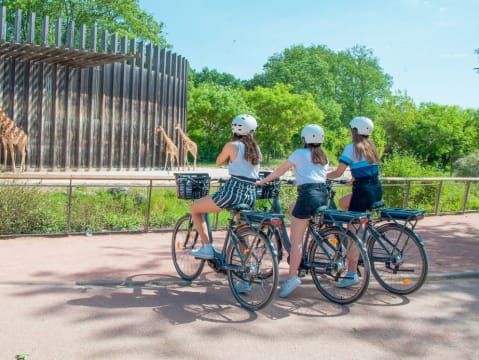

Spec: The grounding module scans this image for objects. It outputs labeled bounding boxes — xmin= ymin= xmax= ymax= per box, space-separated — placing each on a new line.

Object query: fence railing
xmin=0 ymin=174 xmax=478 ymax=237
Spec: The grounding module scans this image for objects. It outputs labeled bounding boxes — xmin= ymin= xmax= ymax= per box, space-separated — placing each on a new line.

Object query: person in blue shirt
xmin=327 ymin=116 xmax=382 ymax=287
xmin=190 ymin=114 xmax=262 ymax=260
xmin=257 ymin=124 xmax=329 ymax=297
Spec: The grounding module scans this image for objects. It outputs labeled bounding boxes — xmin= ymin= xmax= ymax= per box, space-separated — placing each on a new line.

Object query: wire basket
xmin=175 ymin=173 xmax=211 ymax=199
xmin=256 ymin=171 xmax=280 ymax=199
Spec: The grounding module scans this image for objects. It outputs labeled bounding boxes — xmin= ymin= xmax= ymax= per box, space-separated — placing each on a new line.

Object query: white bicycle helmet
xmin=350 ymin=116 xmax=374 ymax=136
xmin=231 ymin=114 xmax=258 ymax=135
xmin=301 ymin=124 xmax=325 ymax=144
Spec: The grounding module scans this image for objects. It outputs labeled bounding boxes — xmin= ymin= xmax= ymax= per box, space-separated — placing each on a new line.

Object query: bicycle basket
xmin=256 ymin=171 xmax=280 ymax=199
xmin=175 ymin=173 xmax=211 ymax=199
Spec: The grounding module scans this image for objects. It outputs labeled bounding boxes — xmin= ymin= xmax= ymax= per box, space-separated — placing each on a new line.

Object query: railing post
xmin=434 ymin=181 xmax=443 ymax=215
xmin=403 ymin=181 xmax=411 ymax=208
xmin=462 ymin=181 xmax=471 ymax=213
xmin=144 ymin=180 xmax=153 ymax=232
xmin=66 ymin=178 xmax=73 ymax=235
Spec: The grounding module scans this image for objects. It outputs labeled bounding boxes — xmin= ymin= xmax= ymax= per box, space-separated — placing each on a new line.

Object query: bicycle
xmin=256 ymin=172 xmax=371 ymax=305
xmin=327 ymin=178 xmax=429 ymax=295
xmin=171 ymin=173 xmax=282 ymax=311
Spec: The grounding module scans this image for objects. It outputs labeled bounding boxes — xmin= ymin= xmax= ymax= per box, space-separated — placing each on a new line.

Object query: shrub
xmin=453 ymin=150 xmax=479 ymax=177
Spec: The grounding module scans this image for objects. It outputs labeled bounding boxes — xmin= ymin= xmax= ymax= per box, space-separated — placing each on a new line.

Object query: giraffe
xmin=175 ymin=123 xmax=197 ymax=170
xmin=156 ymin=126 xmax=179 ymax=170
xmin=0 ymin=109 xmax=28 ymax=172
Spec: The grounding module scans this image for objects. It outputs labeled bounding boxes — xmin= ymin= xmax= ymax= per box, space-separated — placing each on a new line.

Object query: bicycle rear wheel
xmin=227 ymin=227 xmax=279 ymax=311
xmin=171 ymin=214 xmax=205 ymax=280
xmin=308 ymin=227 xmax=370 ymax=305
xmin=369 ymin=223 xmax=428 ymax=294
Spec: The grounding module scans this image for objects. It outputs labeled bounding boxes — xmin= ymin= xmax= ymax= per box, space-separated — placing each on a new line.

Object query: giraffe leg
xmin=8 ymin=142 xmax=16 ymax=172
xmin=165 ymin=153 xmax=170 ymax=171
xmin=20 ymin=145 xmax=26 ymax=172
xmin=2 ymin=141 xmax=7 ymax=170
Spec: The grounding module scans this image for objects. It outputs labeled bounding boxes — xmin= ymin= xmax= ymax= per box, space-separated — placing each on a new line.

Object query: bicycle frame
xmin=264 ymin=182 xmax=367 ymax=271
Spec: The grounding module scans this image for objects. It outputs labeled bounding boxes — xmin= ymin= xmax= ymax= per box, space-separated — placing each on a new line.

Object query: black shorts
xmin=292 ymin=183 xmax=328 ymax=219
xmin=349 ymin=176 xmax=382 ymax=212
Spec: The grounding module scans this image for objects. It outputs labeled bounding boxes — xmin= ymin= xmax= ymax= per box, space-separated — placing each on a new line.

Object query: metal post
xmin=434 ymin=181 xmax=443 ymax=215
xmin=66 ymin=178 xmax=73 ymax=234
xmin=461 ymin=181 xmax=471 ymax=213
xmin=144 ymin=180 xmax=153 ymax=232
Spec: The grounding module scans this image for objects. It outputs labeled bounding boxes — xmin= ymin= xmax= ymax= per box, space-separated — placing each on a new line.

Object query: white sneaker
xmin=190 ymin=244 xmax=214 ymax=259
xmin=235 ymin=281 xmax=252 ymax=294
xmin=279 ymin=276 xmax=301 ymax=298
xmin=336 ymin=273 xmax=359 ymax=288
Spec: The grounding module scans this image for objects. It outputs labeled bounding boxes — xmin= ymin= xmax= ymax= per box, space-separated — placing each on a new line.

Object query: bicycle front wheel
xmin=308 ymin=227 xmax=370 ymax=305
xmin=171 ymin=214 xmax=205 ymax=280
xmin=227 ymin=227 xmax=279 ymax=311
xmin=369 ymin=223 xmax=428 ymax=294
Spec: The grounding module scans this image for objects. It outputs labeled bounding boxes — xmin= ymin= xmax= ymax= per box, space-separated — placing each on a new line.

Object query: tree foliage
xmin=0 ymin=0 xmax=169 ymax=47
xmin=453 ymin=150 xmax=479 ymax=177
xmin=190 ymin=67 xmax=244 ymax=89
xmin=243 ymin=83 xmax=324 ymax=162
xmin=379 ymin=93 xmax=479 ymax=168
xmin=187 ymin=82 xmax=251 ymax=161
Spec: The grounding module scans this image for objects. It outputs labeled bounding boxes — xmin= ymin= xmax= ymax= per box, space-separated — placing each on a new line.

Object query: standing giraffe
xmin=175 ymin=123 xmax=197 ymax=170
xmin=0 ymin=109 xmax=28 ymax=172
xmin=156 ymin=126 xmax=179 ymax=170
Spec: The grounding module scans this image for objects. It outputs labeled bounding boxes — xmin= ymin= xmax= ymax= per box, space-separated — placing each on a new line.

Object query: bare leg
xmin=288 ymin=215 xmax=309 ymax=278
xmin=190 ymin=196 xmax=222 ymax=244
xmin=339 ymin=193 xmax=352 ymax=210
xmin=339 ymin=193 xmax=360 ymax=272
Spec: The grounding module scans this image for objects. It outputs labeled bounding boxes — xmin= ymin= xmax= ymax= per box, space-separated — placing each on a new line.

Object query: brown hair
xmin=306 ymin=144 xmax=328 ymax=165
xmin=233 ymin=133 xmax=262 ymax=166
xmin=351 ymin=129 xmax=380 ymax=164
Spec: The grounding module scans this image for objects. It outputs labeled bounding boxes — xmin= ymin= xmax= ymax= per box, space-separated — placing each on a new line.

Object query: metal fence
xmin=0 ymin=174 xmax=477 ymax=237
xmin=0 ymin=7 xmax=188 ymax=171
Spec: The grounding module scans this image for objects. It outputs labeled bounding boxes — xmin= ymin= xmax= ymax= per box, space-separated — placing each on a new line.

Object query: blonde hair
xmin=232 ymin=133 xmax=262 ymax=166
xmin=351 ymin=129 xmax=380 ymax=164
xmin=306 ymin=144 xmax=328 ymax=165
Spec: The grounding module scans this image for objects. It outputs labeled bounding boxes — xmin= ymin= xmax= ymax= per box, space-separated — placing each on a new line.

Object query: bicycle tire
xmin=266 ymin=226 xmax=284 ymax=263
xmin=227 ymin=227 xmax=279 ymax=311
xmin=171 ymin=213 xmax=205 ymax=280
xmin=368 ymin=223 xmax=428 ymax=294
xmin=307 ymin=227 xmax=370 ymax=305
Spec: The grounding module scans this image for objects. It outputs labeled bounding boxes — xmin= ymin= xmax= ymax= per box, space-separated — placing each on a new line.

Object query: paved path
xmin=0 ymin=213 xmax=478 ymax=359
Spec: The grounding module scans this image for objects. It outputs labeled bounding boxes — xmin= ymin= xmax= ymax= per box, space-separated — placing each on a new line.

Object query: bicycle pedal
xmin=298 ymin=269 xmax=308 ymax=277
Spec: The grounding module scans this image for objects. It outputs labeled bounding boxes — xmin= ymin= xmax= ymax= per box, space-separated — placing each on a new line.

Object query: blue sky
xmin=139 ymin=0 xmax=478 ymax=109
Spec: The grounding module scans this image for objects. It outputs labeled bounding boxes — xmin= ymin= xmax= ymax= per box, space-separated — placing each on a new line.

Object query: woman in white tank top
xmin=190 ymin=114 xmax=262 ymax=260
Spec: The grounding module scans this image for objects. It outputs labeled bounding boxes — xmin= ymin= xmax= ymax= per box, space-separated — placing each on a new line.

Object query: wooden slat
xmin=0 ymin=7 xmax=188 ymax=171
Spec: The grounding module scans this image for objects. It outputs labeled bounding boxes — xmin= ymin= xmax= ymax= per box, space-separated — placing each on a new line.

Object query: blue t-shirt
xmin=339 ymin=143 xmax=379 ymax=179
xmin=288 ymin=148 xmax=328 ymax=186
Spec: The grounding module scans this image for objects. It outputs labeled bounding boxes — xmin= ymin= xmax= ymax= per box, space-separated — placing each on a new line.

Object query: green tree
xmin=190 ymin=67 xmax=243 ymax=89
xmin=0 ymin=0 xmax=169 ymax=47
xmin=379 ymin=93 xmax=479 ymax=168
xmin=243 ymin=83 xmax=324 ymax=162
xmin=246 ymin=44 xmax=342 ymax=128
xmin=334 ymin=45 xmax=393 ymax=125
xmin=187 ymin=82 xmax=251 ymax=161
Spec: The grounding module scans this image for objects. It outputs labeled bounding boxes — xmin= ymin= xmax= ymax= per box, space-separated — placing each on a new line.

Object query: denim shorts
xmin=349 ymin=176 xmax=382 ymax=212
xmin=212 ymin=176 xmax=256 ymax=209
xmin=292 ymin=183 xmax=328 ymax=219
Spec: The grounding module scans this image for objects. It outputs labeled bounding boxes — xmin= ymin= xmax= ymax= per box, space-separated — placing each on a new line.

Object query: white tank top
xmin=228 ymin=141 xmax=260 ymax=179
